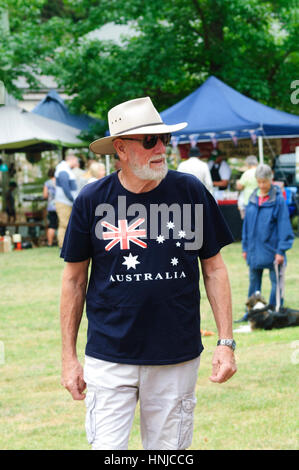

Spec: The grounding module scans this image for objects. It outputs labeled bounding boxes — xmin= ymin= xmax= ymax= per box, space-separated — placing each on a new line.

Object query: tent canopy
xmin=161 ymin=76 xmax=299 ymax=141
xmin=32 ymin=90 xmax=102 ymax=131
xmin=0 ymin=105 xmax=86 ymax=151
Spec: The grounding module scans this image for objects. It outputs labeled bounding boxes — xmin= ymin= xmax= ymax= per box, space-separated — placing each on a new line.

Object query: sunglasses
xmin=119 ymin=133 xmax=171 ymax=150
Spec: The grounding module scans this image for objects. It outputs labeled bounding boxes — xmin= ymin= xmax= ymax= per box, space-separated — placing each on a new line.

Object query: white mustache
xmin=149 ymin=155 xmax=166 ymax=163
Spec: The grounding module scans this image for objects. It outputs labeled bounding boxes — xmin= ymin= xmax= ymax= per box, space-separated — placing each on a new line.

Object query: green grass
xmin=0 ymin=240 xmax=298 ymax=450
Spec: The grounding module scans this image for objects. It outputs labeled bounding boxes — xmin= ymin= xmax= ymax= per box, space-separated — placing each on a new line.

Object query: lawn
xmin=0 ymin=239 xmax=298 ymax=450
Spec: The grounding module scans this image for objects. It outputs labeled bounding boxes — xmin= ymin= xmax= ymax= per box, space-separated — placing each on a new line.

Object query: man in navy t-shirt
xmin=60 ymin=97 xmax=237 ymax=450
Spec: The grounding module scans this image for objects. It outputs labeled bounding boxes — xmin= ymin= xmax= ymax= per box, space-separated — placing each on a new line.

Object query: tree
xmin=0 ymin=1 xmax=45 ymax=98
xmin=1 ymin=0 xmax=298 ymax=125
xmin=0 ymin=0 xmax=104 ymax=98
xmin=44 ymin=0 xmax=299 ymax=121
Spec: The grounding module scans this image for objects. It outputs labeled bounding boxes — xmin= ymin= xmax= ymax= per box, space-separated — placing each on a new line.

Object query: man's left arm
xmin=200 ymin=252 xmax=237 ymax=383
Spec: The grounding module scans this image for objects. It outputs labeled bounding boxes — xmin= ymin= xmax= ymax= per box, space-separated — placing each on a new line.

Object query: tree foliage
xmin=0 ymin=0 xmax=48 ymax=97
xmin=1 ymin=0 xmax=298 ymax=123
xmin=0 ymin=0 xmax=109 ymax=97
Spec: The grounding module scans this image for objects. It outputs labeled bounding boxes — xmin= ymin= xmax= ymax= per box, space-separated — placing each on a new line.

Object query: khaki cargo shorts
xmin=84 ymin=355 xmax=200 ymax=450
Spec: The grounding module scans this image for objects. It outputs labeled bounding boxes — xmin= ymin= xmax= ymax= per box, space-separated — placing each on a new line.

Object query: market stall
xmin=160 ymin=75 xmax=299 ymax=160
xmin=0 ymin=104 xmax=88 ymax=244
xmin=160 ymin=76 xmax=299 ymax=238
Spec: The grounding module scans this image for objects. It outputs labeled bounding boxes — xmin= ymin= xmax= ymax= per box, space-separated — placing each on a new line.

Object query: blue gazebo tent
xmin=32 ymin=90 xmax=101 ymax=131
xmin=161 ymin=76 xmax=299 ymax=161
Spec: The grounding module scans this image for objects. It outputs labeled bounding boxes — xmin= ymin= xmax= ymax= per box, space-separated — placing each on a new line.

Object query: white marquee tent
xmin=0 ymin=105 xmax=86 ymax=151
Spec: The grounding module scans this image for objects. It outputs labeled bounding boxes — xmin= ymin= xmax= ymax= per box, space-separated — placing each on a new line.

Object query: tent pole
xmin=258 ymin=136 xmax=264 ymax=163
xmin=1 ymin=151 xmax=9 ymax=212
xmin=105 ymin=154 xmax=110 ymax=175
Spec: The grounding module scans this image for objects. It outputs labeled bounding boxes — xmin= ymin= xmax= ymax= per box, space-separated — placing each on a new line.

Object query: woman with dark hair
xmin=43 ymin=168 xmax=58 ymax=246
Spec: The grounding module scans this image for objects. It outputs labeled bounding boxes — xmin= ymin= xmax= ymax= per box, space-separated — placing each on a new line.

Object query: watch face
xmin=218 ymin=339 xmax=236 ymax=350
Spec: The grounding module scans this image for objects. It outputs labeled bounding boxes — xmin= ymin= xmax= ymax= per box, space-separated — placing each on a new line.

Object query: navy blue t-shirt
xmin=61 ymin=170 xmax=233 ymax=365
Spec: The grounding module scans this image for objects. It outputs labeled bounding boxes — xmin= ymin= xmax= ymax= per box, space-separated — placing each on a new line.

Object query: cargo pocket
xmin=177 ymin=393 xmax=197 ymax=449
xmin=85 ymin=390 xmax=97 ymax=445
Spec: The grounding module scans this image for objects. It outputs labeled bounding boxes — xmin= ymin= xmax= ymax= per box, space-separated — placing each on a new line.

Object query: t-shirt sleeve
xmin=197 ymin=186 xmax=234 ymax=259
xmin=60 ymin=193 xmax=92 ymax=262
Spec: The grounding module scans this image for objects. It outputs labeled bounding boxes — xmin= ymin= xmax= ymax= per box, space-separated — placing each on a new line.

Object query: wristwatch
xmin=217 ymin=339 xmax=236 ymax=351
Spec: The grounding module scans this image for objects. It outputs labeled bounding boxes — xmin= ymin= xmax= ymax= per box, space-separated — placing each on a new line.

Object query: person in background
xmin=83 ymin=158 xmax=98 ymax=182
xmin=236 ymin=155 xmax=258 ymax=218
xmin=177 ymin=147 xmax=213 ymax=193
xmin=43 ymin=168 xmax=58 ymax=247
xmin=86 ymin=162 xmax=106 ymax=184
xmin=208 ymin=149 xmax=231 ymax=191
xmin=72 ymin=158 xmax=87 ymax=192
xmin=54 ymin=153 xmax=78 ymax=248
xmin=8 ymin=162 xmax=16 ymax=179
xmin=237 ymin=163 xmax=294 ymax=322
xmin=5 ymin=181 xmax=17 ymax=223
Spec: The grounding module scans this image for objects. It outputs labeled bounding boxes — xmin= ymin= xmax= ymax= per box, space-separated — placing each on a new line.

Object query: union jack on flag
xmin=101 ymin=218 xmax=147 ymax=251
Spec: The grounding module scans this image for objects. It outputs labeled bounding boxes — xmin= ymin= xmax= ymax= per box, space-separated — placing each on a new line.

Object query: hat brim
xmin=89 ymin=122 xmax=187 ymax=155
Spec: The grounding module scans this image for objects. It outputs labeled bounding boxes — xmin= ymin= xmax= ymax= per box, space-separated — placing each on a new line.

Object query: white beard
xmin=129 ymin=155 xmax=168 ymax=181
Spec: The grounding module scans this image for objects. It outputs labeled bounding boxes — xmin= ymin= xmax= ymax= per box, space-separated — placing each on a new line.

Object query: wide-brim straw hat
xmin=89 ymin=97 xmax=187 ymax=155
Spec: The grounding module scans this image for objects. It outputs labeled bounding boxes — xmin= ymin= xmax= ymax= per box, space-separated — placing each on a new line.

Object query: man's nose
xmin=154 ymin=137 xmax=166 ymax=153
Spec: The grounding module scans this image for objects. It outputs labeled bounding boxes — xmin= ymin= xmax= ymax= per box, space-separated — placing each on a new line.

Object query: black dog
xmin=246 ymin=292 xmax=299 ymax=330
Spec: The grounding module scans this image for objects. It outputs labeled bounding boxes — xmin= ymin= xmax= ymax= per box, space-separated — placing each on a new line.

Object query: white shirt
xmin=177 ymin=157 xmax=213 ymax=193
xmin=208 ymin=159 xmax=231 ymax=180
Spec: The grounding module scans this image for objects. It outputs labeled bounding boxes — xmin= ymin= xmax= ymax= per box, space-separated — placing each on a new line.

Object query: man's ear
xmin=113 ymin=139 xmax=127 ymax=162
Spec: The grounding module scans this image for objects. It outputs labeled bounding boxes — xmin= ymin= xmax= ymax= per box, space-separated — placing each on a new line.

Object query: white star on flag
xmin=166 ymin=221 xmax=175 ymax=229
xmin=171 ymin=257 xmax=179 ymax=266
xmin=122 ymin=253 xmax=140 ymax=270
xmin=156 ymin=235 xmax=165 ymax=244
xmin=176 ymin=242 xmax=181 ymax=247
xmin=178 ymin=230 xmax=186 ymax=238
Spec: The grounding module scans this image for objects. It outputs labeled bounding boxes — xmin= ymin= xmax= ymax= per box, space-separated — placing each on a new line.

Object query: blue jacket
xmin=242 ymin=185 xmax=294 ymax=269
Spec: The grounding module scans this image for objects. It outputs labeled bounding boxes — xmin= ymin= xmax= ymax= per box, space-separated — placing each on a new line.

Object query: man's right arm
xmin=60 ymin=259 xmax=90 ymax=400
